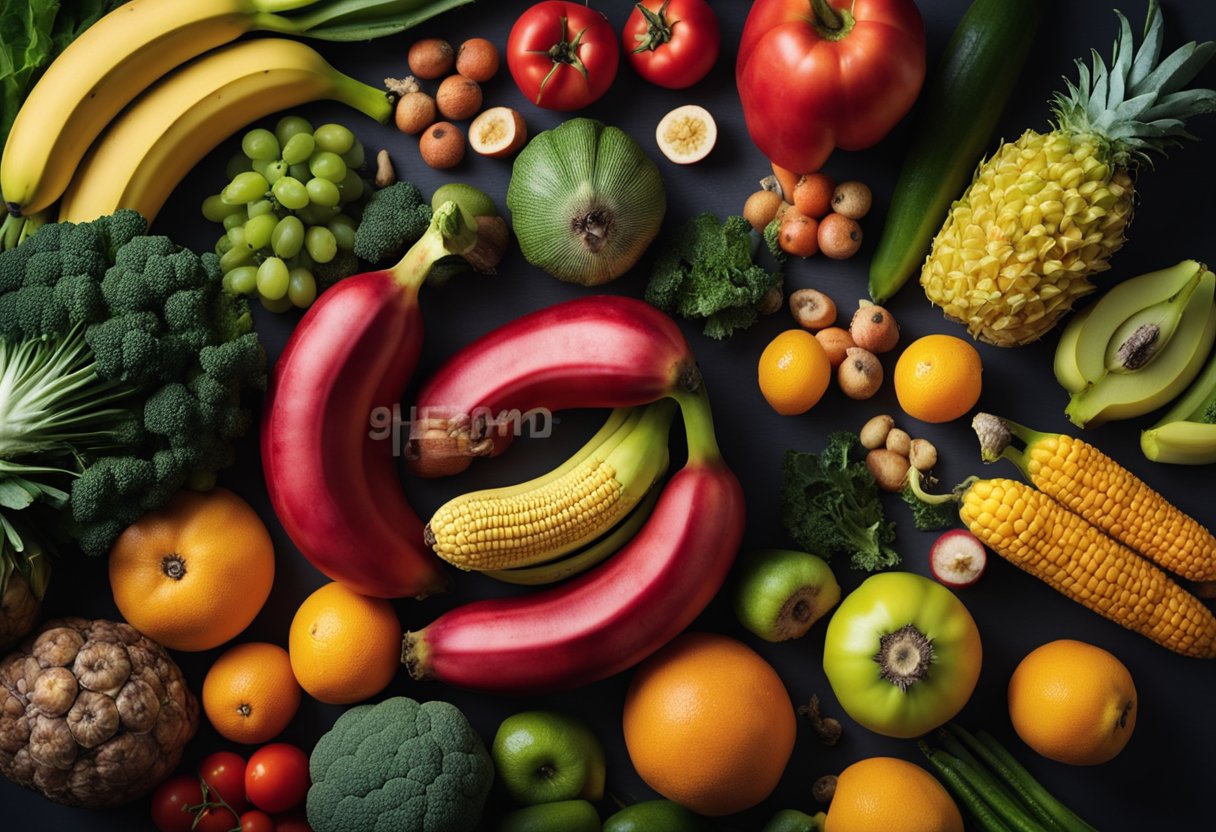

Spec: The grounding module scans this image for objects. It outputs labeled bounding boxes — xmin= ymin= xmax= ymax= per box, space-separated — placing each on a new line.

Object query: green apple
xmin=732 ymin=549 xmax=841 ymax=641
xmin=761 ymin=809 xmax=826 ymax=832
xmin=491 ymin=711 xmax=606 ymax=806
xmin=602 ymin=799 xmax=715 ymax=831
xmin=498 ymin=799 xmax=600 ymax=832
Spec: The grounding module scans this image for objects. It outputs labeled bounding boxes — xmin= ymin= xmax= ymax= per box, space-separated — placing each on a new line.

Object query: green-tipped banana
xmin=424 ymin=400 xmax=676 ymax=571
xmin=1141 ymin=338 xmax=1216 ymax=464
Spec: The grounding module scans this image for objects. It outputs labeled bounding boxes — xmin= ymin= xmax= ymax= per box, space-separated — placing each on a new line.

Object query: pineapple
xmin=921 ymin=1 xmax=1216 ymax=347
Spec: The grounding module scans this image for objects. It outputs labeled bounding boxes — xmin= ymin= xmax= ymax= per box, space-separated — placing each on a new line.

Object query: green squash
xmin=507 ymin=118 xmax=665 ymax=286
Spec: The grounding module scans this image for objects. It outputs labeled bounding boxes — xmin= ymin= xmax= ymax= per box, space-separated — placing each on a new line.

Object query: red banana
xmin=408 ymin=295 xmax=700 ymax=476
xmin=402 ymin=388 xmax=745 ymax=693
xmin=261 ymin=204 xmax=476 ymax=599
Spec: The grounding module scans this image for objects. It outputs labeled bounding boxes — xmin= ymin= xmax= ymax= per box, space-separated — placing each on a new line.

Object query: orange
xmin=1007 ymin=639 xmax=1136 ymax=765
xmin=203 ymin=642 xmax=301 ymax=744
xmin=758 ymin=329 xmax=832 ymax=415
xmin=825 ymin=757 xmax=964 ymax=832
xmin=622 ymin=632 xmax=795 ymax=817
xmin=288 ymin=581 xmax=401 ymax=704
xmin=108 ymin=488 xmax=274 ymax=651
xmin=893 ymin=334 xmax=983 ymax=423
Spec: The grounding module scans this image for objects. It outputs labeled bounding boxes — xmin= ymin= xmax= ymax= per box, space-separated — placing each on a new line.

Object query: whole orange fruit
xmin=758 ymin=329 xmax=832 ymax=415
xmin=1008 ymin=639 xmax=1136 ymax=765
xmin=289 ymin=582 xmax=401 ymax=704
xmin=893 ymin=334 xmax=983 ymax=423
xmin=203 ymin=642 xmax=301 ymax=744
xmin=622 ymin=632 xmax=795 ymax=816
xmin=825 ymin=757 xmax=963 ymax=832
xmin=108 ymin=488 xmax=274 ymax=651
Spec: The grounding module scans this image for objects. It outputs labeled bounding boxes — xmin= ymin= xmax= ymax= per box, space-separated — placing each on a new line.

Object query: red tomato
xmin=623 ymin=0 xmax=720 ymax=89
xmin=507 ymin=1 xmax=618 ymax=110
xmin=241 ymin=810 xmax=277 ymax=832
xmin=150 ymin=774 xmax=203 ymax=832
xmin=195 ymin=806 xmax=240 ymax=832
xmin=245 ymin=743 xmax=310 ymax=814
xmin=200 ymin=751 xmax=248 ymax=813
xmin=274 ymin=809 xmax=313 ymax=832
xmin=736 ymin=0 xmax=926 ymax=173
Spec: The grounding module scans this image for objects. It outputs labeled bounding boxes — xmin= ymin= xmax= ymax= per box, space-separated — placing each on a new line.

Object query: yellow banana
xmin=1 ymin=0 xmax=260 ymax=217
xmin=1141 ymin=421 xmax=1216 ymax=465
xmin=58 ymin=38 xmax=393 ymax=225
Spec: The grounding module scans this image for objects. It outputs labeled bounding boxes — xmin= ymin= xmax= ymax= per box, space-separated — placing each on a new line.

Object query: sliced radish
xmin=468 ymin=106 xmax=527 ymax=158
xmin=930 ymin=529 xmax=987 ymax=588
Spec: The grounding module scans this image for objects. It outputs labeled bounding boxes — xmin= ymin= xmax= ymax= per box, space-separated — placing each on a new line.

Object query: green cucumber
xmin=602 ymin=799 xmax=716 ymax=832
xmin=868 ymin=0 xmax=1044 ymax=303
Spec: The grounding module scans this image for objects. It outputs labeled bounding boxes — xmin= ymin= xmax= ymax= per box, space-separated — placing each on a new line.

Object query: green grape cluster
xmin=203 ymin=116 xmax=366 ymax=311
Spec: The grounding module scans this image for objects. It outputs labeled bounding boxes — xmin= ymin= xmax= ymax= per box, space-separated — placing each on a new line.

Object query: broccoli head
xmin=645 ymin=213 xmax=783 ymax=340
xmin=353 ymin=181 xmax=433 ymax=265
xmin=307 ymin=697 xmax=494 ymax=832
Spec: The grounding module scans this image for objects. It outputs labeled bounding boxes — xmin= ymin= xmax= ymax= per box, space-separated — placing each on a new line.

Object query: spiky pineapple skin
xmin=920 ymin=129 xmax=1135 ymax=346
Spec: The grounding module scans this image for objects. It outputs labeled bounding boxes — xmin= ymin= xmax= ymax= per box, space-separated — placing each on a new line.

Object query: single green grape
xmin=221 ymin=270 xmax=237 ymax=294
xmin=296 ymin=204 xmax=339 ymax=226
xmin=222 ymin=212 xmax=245 ymax=232
xmin=313 ymin=123 xmax=355 ymax=155
xmin=251 ymin=158 xmax=273 ymax=176
xmin=215 ymin=234 xmax=233 ymax=256
xmin=305 ymin=177 xmax=341 ymax=208
xmin=242 ymin=128 xmax=281 ymax=161
xmin=329 ymin=214 xmax=357 ymax=250
xmin=225 ymin=152 xmax=251 ymax=180
xmin=308 ymin=151 xmax=347 ymax=183
xmin=287 ymin=267 xmax=318 ymax=307
xmin=264 ymin=159 xmax=289 ymax=185
xmin=246 ymin=199 xmax=275 ymax=219
xmin=288 ymin=162 xmax=311 ymax=182
xmin=261 ymin=293 xmax=295 ymax=313
xmin=341 ymin=139 xmax=365 ymax=169
xmin=281 ymin=132 xmax=316 ymax=165
xmin=244 ymin=213 xmax=278 ymax=250
xmin=271 ymin=215 xmax=305 ymax=258
xmin=305 ymin=226 xmax=337 ymax=264
xmin=219 ymin=243 xmax=253 ymax=273
xmin=272 ymin=176 xmax=310 ymax=211
xmin=223 ymin=171 xmax=269 ymax=205
xmin=275 ymin=115 xmax=313 ymax=147
xmin=336 ymin=170 xmax=364 ymax=202
xmin=227 ymin=265 xmax=259 ymax=296
xmin=257 ymin=256 xmax=291 ymax=300
xmin=226 ymin=225 xmax=247 ymax=251
xmin=202 ymin=194 xmax=243 ymax=223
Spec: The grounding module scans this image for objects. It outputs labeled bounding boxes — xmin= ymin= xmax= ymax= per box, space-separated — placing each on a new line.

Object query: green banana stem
xmin=0 ymin=210 xmax=47 ymax=251
xmin=971 ymin=412 xmax=1047 ymax=475
xmin=671 ymin=386 xmax=721 ymax=465
xmin=252 ymin=0 xmax=320 ymax=12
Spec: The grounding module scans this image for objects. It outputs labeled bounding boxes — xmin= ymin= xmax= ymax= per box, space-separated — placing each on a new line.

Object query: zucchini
xmin=868 ymin=0 xmax=1044 ymax=303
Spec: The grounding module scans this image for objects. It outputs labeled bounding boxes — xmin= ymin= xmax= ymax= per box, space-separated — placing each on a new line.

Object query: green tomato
xmin=822 ymin=572 xmax=982 ymax=739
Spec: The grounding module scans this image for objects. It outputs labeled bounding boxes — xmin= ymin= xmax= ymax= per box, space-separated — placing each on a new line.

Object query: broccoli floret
xmin=307 ymin=697 xmax=494 ymax=832
xmin=645 ymin=213 xmax=782 ymax=340
xmin=763 ymin=215 xmax=786 ymax=262
xmin=311 ymin=249 xmax=360 ymax=291
xmin=353 ymin=181 xmax=432 ymax=265
xmin=1202 ymin=396 xmax=1216 ymax=424
xmin=901 ymin=467 xmax=960 ymax=531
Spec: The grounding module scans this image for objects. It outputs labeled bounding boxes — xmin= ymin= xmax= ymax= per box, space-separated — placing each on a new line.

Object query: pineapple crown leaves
xmin=1051 ymin=0 xmax=1216 ymax=167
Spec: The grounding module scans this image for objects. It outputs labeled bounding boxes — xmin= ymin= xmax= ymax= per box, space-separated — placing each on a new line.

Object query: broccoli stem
xmin=386 ymin=200 xmax=478 ymax=292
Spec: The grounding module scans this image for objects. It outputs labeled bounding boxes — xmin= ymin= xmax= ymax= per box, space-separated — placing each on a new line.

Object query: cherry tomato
xmin=245 ymin=743 xmax=310 ymax=814
xmin=241 ymin=809 xmax=277 ymax=832
xmin=623 ymin=0 xmax=720 ymax=90
xmin=200 ymin=750 xmax=249 ymax=813
xmin=195 ymin=805 xmax=240 ymax=832
xmin=507 ymin=1 xmax=618 ymax=110
xmin=274 ymin=809 xmax=313 ymax=832
xmin=150 ymin=774 xmax=203 ymax=832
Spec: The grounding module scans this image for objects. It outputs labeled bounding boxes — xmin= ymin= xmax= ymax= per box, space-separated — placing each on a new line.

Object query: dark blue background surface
xmin=4 ymin=1 xmax=1215 ymax=828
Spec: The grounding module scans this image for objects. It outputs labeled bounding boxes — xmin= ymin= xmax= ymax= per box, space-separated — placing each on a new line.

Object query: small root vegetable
xmin=408 ymin=38 xmax=454 ymax=79
xmin=818 ymin=213 xmax=863 ymax=259
xmin=436 ymin=74 xmax=482 ymax=121
xmin=373 ymin=150 xmax=396 ymax=188
xmin=867 ymin=448 xmax=910 ymax=492
xmin=779 ymin=210 xmax=819 ymax=258
xmin=813 ymin=775 xmax=838 ymax=804
xmin=419 ymin=122 xmax=465 ymax=169
xmin=793 ymin=172 xmax=835 ymax=219
xmin=850 ymin=300 xmax=899 ymax=353
xmin=789 ymin=288 xmax=837 ymax=330
xmin=859 ymin=414 xmax=895 ymax=449
xmin=909 ymin=438 xmax=938 ymax=472
xmin=797 ymin=695 xmax=843 ymax=747
xmin=758 ymin=282 xmax=784 ymax=315
xmin=395 ymin=89 xmax=436 ymax=135
xmin=456 ymin=37 xmax=499 ymax=82
xmin=744 ymin=190 xmax=783 ymax=231
xmin=815 ymin=326 xmax=855 ymax=367
xmin=885 ymin=428 xmax=911 ymax=457
xmin=831 ymin=181 xmax=872 ymax=219
xmin=839 ymin=347 xmax=883 ymax=400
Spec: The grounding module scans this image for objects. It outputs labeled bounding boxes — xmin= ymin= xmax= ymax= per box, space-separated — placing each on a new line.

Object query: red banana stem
xmin=408 ymin=295 xmax=700 ymax=477
xmin=402 ymin=386 xmax=744 ymax=693
xmin=261 ymin=203 xmax=475 ymax=598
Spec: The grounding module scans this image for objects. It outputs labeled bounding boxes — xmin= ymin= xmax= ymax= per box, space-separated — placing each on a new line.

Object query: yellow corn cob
xmin=975 ymin=414 xmax=1216 ymax=582
xmin=960 ymin=477 xmax=1216 ymax=659
xmin=425 ymin=401 xmax=674 ymax=571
